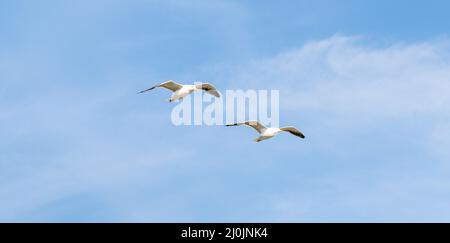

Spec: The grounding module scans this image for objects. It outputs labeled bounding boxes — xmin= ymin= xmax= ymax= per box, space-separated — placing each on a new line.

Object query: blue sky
xmin=1 ymin=0 xmax=450 ymax=222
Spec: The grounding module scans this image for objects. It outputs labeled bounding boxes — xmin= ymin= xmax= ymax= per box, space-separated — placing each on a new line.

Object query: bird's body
xmin=170 ymin=85 xmax=196 ymax=102
xmin=226 ymin=121 xmax=305 ymax=142
xmin=257 ymin=127 xmax=282 ymax=142
xmin=139 ymin=80 xmax=220 ymax=102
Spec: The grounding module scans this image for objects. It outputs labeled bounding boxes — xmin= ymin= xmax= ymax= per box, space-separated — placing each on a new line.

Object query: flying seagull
xmin=138 ymin=80 xmax=220 ymax=102
xmin=226 ymin=121 xmax=305 ymax=142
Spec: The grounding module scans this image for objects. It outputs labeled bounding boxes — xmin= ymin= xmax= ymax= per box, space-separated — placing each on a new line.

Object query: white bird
xmin=138 ymin=80 xmax=220 ymax=102
xmin=226 ymin=121 xmax=305 ymax=142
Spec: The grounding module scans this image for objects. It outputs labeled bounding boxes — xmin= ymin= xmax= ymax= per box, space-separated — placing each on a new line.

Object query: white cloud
xmin=208 ymin=36 xmax=450 ymax=221
xmin=227 ymin=35 xmax=450 ymax=119
xmin=218 ymin=35 xmax=450 ymax=160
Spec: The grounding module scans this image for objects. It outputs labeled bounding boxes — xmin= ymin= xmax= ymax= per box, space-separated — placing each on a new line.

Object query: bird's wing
xmin=195 ymin=83 xmax=221 ymax=97
xmin=159 ymin=80 xmax=183 ymax=91
xmin=280 ymin=127 xmax=305 ymax=139
xmin=138 ymin=80 xmax=183 ymax=93
xmin=226 ymin=121 xmax=266 ymax=134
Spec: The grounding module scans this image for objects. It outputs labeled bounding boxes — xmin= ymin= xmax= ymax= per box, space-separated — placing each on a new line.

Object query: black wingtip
xmin=138 ymin=86 xmax=156 ymax=94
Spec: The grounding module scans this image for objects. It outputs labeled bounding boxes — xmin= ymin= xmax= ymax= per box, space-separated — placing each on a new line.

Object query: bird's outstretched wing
xmin=195 ymin=83 xmax=221 ymax=98
xmin=138 ymin=80 xmax=183 ymax=93
xmin=280 ymin=127 xmax=305 ymax=139
xmin=226 ymin=121 xmax=266 ymax=134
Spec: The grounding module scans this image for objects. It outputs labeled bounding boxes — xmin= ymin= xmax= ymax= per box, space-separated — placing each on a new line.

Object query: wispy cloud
xmin=226 ymin=35 xmax=450 ymax=118
xmin=205 ymin=35 xmax=450 ymax=221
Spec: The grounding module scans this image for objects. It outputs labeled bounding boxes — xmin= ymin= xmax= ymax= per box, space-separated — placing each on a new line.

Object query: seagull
xmin=138 ymin=80 xmax=220 ymax=102
xmin=226 ymin=121 xmax=305 ymax=142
